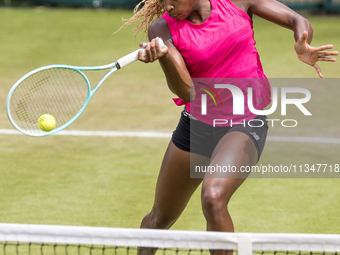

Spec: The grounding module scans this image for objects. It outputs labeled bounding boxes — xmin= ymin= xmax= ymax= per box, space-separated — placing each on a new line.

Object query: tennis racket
xmin=6 ymin=38 xmax=165 ymax=137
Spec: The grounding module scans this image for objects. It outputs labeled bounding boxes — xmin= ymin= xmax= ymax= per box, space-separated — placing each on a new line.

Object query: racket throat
xmin=115 ymin=61 xmax=122 ymax=70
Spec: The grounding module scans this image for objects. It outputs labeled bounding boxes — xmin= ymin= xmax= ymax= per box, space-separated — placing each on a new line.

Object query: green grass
xmin=254 ymin=16 xmax=340 ymax=78
xmin=0 ymin=135 xmax=163 ymax=227
xmin=0 ymin=7 xmax=340 ymax=235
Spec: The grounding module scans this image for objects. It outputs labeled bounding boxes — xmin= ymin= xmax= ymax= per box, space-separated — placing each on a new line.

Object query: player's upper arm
xmin=148 ymin=18 xmax=172 ymax=44
xmin=247 ymin=0 xmax=308 ymax=30
xmin=147 ymin=18 xmax=192 ymax=101
xmin=148 ymin=18 xmax=186 ymax=63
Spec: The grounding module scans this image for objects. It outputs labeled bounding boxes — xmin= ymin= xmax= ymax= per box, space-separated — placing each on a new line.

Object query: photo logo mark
xmin=197 ymin=82 xmax=222 ymax=115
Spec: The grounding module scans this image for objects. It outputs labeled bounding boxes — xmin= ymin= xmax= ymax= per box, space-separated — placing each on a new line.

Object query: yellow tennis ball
xmin=38 ymin=114 xmax=56 ymax=132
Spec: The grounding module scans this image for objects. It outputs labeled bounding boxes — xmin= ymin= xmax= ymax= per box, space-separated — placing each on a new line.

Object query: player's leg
xmin=200 ymin=131 xmax=260 ymax=255
xmin=201 ymin=115 xmax=268 ymax=234
xmin=139 ymin=110 xmax=211 ymax=230
xmin=201 ymin=131 xmax=258 ymax=233
xmin=138 ymin=141 xmax=209 ymax=255
xmin=140 ymin=140 xmax=209 ymax=230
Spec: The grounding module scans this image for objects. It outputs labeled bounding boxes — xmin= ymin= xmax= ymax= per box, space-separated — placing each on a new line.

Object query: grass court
xmin=0 ymin=7 xmax=339 ymax=234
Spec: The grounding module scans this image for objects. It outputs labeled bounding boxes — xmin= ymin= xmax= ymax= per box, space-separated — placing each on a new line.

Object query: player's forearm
xmin=159 ymin=53 xmax=194 ymax=102
xmin=248 ymin=0 xmax=314 ymax=44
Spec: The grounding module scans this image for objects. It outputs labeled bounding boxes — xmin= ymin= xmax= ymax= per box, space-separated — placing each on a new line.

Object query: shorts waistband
xmin=183 ymin=106 xmax=198 ymax=120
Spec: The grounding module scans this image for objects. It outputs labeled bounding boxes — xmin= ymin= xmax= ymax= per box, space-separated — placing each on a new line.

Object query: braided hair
xmin=117 ymin=0 xmax=165 ymax=37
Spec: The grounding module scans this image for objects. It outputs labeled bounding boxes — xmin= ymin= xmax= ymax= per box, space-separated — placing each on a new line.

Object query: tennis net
xmin=0 ymin=223 xmax=339 ymax=255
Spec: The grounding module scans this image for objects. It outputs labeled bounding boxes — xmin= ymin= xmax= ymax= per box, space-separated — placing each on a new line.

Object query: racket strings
xmin=9 ymin=68 xmax=89 ymax=134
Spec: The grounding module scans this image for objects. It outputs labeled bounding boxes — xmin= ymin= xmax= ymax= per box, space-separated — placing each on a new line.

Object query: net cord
xmin=0 ymin=224 xmax=339 ymax=254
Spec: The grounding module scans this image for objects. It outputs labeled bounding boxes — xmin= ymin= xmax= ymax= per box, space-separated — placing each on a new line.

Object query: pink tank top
xmin=162 ymin=0 xmax=271 ymax=126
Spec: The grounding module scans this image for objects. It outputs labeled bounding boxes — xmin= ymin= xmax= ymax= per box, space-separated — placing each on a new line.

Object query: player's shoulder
xmin=148 ymin=17 xmax=172 ymax=41
xmin=149 ymin=17 xmax=169 ymax=34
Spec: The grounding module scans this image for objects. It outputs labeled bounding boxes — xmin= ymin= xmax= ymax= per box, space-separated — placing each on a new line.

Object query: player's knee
xmin=146 ymin=211 xmax=177 ymax=229
xmin=150 ymin=214 xmax=176 ymax=229
xmin=201 ymin=189 xmax=227 ymax=220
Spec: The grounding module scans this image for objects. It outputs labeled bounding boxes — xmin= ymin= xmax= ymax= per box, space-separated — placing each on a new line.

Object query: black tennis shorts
xmin=172 ymin=109 xmax=268 ymax=162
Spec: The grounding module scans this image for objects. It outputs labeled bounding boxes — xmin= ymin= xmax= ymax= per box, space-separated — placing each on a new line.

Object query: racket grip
xmin=116 ymin=37 xmax=166 ymax=69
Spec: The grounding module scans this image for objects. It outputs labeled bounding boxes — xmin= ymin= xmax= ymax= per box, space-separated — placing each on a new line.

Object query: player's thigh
xmin=211 ymin=130 xmax=258 ymax=173
xmin=201 ymin=131 xmax=258 ymax=202
xmin=153 ymin=141 xmax=209 ymax=217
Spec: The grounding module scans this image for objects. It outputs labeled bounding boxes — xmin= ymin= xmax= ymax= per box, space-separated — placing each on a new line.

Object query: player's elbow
xmin=189 ymin=85 xmax=196 ymax=102
xmin=179 ymin=95 xmax=193 ymax=103
xmin=179 ymin=86 xmax=195 ymax=103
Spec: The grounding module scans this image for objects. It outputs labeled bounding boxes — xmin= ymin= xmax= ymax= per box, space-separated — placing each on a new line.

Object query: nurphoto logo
xmin=192 ymin=79 xmax=312 ymax=128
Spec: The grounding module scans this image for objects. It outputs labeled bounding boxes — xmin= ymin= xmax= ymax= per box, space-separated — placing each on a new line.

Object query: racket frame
xmin=6 ymin=62 xmax=118 ymax=137
xmin=6 ymin=38 xmax=165 ymax=137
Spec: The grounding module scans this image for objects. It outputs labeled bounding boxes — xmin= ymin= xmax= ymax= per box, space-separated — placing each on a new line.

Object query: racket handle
xmin=116 ymin=37 xmax=166 ymax=69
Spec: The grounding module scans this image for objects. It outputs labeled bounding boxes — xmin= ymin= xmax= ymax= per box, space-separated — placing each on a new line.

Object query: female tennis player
xmin=122 ymin=0 xmax=338 ymax=251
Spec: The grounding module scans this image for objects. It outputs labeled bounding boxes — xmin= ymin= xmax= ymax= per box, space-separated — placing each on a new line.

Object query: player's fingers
xmin=154 ymin=38 xmax=162 ymax=54
xmin=294 ymin=32 xmax=309 ymax=55
xmin=144 ymin=41 xmax=157 ymax=63
xmin=138 ymin=38 xmax=167 ymax=62
xmin=317 ymin=50 xmax=338 ymax=62
xmin=154 ymin=38 xmax=168 ymax=61
xmin=318 ymin=57 xmax=337 ymax=62
xmin=149 ymin=39 xmax=158 ymax=61
xmin=318 ymin=50 xmax=339 ymax=56
xmin=138 ymin=42 xmax=153 ymax=63
xmin=313 ymin=63 xmax=323 ymax=78
xmin=297 ymin=31 xmax=308 ymax=45
xmin=155 ymin=37 xmax=161 ymax=49
xmin=155 ymin=37 xmax=167 ymax=51
xmin=139 ymin=42 xmax=147 ymax=48
xmin=314 ymin=44 xmax=335 ymax=51
xmin=137 ymin=49 xmax=147 ymax=62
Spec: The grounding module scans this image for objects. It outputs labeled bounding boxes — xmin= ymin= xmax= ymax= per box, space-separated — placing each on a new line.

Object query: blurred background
xmin=1 ymin=0 xmax=340 ymax=12
xmin=1 ymin=0 xmax=141 ymax=8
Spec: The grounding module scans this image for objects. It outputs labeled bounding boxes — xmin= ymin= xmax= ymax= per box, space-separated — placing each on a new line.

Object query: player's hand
xmin=138 ymin=37 xmax=168 ymax=63
xmin=294 ymin=31 xmax=339 ymax=78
